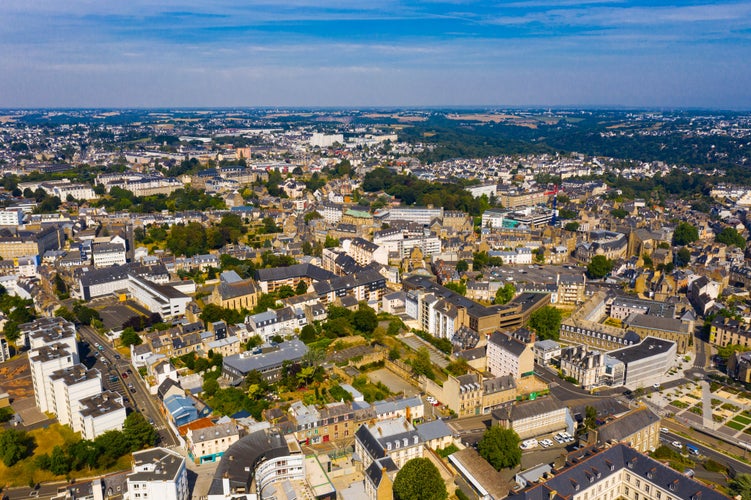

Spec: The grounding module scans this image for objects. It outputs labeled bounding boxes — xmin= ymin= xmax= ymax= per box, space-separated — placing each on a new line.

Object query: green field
xmin=726 ymin=420 xmax=746 ymax=431
xmin=733 ymin=415 xmax=751 ymax=425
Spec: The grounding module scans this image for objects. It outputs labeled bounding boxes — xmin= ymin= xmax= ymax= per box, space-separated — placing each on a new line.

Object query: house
xmin=125 ymin=447 xmax=188 ymax=500
xmin=354 ymin=416 xmax=424 ymax=470
xmin=163 ymin=394 xmax=200 ymax=427
xmin=593 ymin=407 xmax=661 ymax=453
xmin=186 ymin=422 xmax=240 ymax=464
xmin=492 ymin=396 xmax=573 ymax=440
xmin=364 ymin=457 xmax=397 ymax=500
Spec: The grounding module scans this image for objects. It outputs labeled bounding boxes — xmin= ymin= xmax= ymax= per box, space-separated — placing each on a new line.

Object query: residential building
xmin=343 ymin=237 xmax=388 ymax=266
xmin=29 ymin=343 xmax=77 ymax=414
xmin=559 ymin=345 xmax=607 ymax=390
xmin=92 ymin=242 xmax=127 ymax=267
xmin=486 ymin=329 xmax=535 ymax=379
xmin=222 ymin=340 xmax=308 ymax=383
xmin=594 ymin=407 xmax=661 ymax=453
xmin=534 ymin=339 xmax=561 ymax=365
xmin=126 ymin=448 xmax=188 ymax=500
xmin=354 ymin=416 xmax=424 ymax=470
xmin=49 ymin=364 xmax=102 ymax=428
xmin=78 ymin=391 xmax=127 ymax=440
xmin=186 ymin=422 xmax=240 ymax=464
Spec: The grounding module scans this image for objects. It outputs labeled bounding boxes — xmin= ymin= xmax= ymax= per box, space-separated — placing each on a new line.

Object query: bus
xmin=686 ymin=444 xmax=700 ymax=456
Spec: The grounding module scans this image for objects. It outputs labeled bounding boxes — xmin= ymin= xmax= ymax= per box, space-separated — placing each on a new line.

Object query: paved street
xmin=77 ymin=325 xmax=178 ymax=447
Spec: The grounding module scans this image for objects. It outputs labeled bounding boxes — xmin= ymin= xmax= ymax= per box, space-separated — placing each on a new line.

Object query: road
xmin=77 ymin=325 xmax=177 ymax=447
xmin=660 ymin=425 xmax=751 ymax=476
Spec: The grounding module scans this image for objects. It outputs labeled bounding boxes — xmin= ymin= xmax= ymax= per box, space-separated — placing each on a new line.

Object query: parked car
xmin=672 ymin=441 xmax=682 ymax=449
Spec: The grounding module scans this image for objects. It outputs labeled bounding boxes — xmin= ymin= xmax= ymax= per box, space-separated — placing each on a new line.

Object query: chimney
xmin=549 ymin=490 xmax=558 ymax=500
xmin=222 ymin=473 xmax=230 ymax=496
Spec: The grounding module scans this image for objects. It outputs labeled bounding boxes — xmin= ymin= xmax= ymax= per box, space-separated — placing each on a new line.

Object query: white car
xmin=672 ymin=441 xmax=682 ymax=449
xmin=660 ymin=427 xmax=669 ymax=434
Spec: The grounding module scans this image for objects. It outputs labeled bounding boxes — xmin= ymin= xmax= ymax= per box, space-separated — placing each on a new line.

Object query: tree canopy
xmin=586 ymin=255 xmax=613 ymax=279
xmin=477 ymin=426 xmax=521 ymax=470
xmin=672 ymin=222 xmax=699 ymax=246
xmin=716 ymin=226 xmax=746 ymax=249
xmin=528 ymin=306 xmax=563 ymax=341
xmin=495 ymin=282 xmax=516 ymax=305
xmin=0 ymin=428 xmax=33 ymax=467
xmin=392 ymin=458 xmax=447 ymax=500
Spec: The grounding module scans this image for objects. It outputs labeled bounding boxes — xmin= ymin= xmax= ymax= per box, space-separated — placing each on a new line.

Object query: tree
xmin=610 ymin=208 xmax=628 ymax=219
xmin=353 ymin=304 xmax=378 ymax=335
xmin=676 ymin=247 xmax=691 ymax=267
xmin=586 ymin=255 xmax=613 ymax=279
xmin=455 ymin=260 xmax=469 ymax=272
xmin=120 ymin=327 xmax=142 ymax=347
xmin=564 ymin=221 xmax=580 ymax=232
xmin=300 ymin=324 xmax=318 ymax=343
xmin=729 ymin=473 xmax=751 ymax=499
xmin=295 ymin=280 xmax=308 ymax=295
xmin=277 ymin=285 xmax=295 ymax=299
xmin=392 ymin=458 xmax=447 ymax=500
xmin=0 ymin=428 xmax=33 ymax=467
xmin=411 ymin=347 xmax=434 ymax=379
xmin=48 ymin=445 xmax=71 ymax=475
xmin=716 ymin=226 xmax=746 ymax=249
xmin=477 ymin=426 xmax=521 ymax=470
xmin=123 ymin=412 xmax=158 ymax=450
xmin=672 ymin=222 xmax=699 ymax=246
xmin=73 ymin=304 xmax=101 ymax=326
xmin=529 ymin=306 xmax=562 ymax=341
xmin=444 ymin=281 xmax=467 ymax=296
xmin=534 ymin=246 xmax=545 ymax=264
xmin=495 ymin=282 xmax=515 ymax=305
xmin=54 ymin=306 xmax=77 ymax=323
xmin=584 ymin=405 xmax=597 ymax=429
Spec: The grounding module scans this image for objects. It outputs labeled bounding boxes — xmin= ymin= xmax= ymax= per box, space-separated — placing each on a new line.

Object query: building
xmin=92 ymin=242 xmax=127 ymax=267
xmin=206 ymin=429 xmax=304 ymax=500
xmin=486 ymin=329 xmax=535 ymax=379
xmin=78 ymin=391 xmax=127 ymax=440
xmin=507 ymin=443 xmax=728 ymax=500
xmin=0 ymin=208 xmax=24 ymax=226
xmin=621 ymin=314 xmax=690 ymax=354
xmin=440 ymin=373 xmax=483 ymax=417
xmin=386 ymin=206 xmax=443 ymax=226
xmin=209 ymin=271 xmax=259 ymax=310
xmin=363 ymin=457 xmax=397 ymax=500
xmin=0 ymin=336 xmax=9 ymax=363
xmin=559 ymin=345 xmax=607 ymax=390
xmin=492 ymin=396 xmax=572 ymax=440
xmin=127 ymin=274 xmax=192 ymax=319
xmin=343 ymin=237 xmax=389 ymax=266
xmin=594 ymin=407 xmax=661 ymax=453
xmin=126 ymin=447 xmax=188 ymax=500
xmin=222 ymin=340 xmax=308 ymax=383
xmin=481 ymin=375 xmax=517 ymax=414
xmin=29 ymin=343 xmax=77 ymax=414
xmin=354 ymin=416 xmax=424 ymax=470
xmin=186 ymin=422 xmax=240 ymax=464
xmin=606 ymin=337 xmax=677 ymax=390
xmin=49 ymin=364 xmax=102 ymax=428
xmin=534 ymin=339 xmax=561 ymax=365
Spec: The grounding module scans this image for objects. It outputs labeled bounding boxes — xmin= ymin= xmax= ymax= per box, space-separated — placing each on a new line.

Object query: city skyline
xmin=1 ymin=0 xmax=750 ymax=109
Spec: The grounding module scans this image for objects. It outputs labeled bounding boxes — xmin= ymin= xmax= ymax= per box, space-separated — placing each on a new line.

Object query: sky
xmin=0 ymin=0 xmax=749 ymax=108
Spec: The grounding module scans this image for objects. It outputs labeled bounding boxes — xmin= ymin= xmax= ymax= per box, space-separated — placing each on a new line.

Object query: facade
xmin=607 ymin=337 xmax=677 ymax=390
xmin=92 ymin=242 xmax=127 ymax=267
xmin=534 ymin=339 xmax=561 ymax=365
xmin=559 ymin=345 xmax=607 ymax=390
xmin=622 ymin=314 xmax=690 ymax=354
xmin=186 ymin=422 xmax=240 ymax=464
xmin=486 ymin=329 xmax=535 ymax=379
xmin=595 ymin=407 xmax=661 ymax=453
xmin=78 ymin=391 xmax=127 ymax=440
xmin=0 ymin=336 xmax=9 ymax=363
xmin=354 ymin=416 xmax=425 ymax=470
xmin=442 ymin=373 xmax=483 ymax=417
xmin=126 ymin=448 xmax=188 ymax=500
xmin=209 ymin=271 xmax=259 ymax=310
xmin=49 ymin=365 xmax=102 ymax=428
xmin=507 ymin=443 xmax=727 ymax=500
xmin=29 ymin=344 xmax=77 ymax=413
xmin=0 ymin=208 xmax=24 ymax=226
xmin=127 ymin=275 xmax=192 ymax=319
xmin=222 ymin=340 xmax=308 ymax=383
xmin=492 ymin=396 xmax=571 ymax=440
xmin=343 ymin=237 xmax=389 ymax=266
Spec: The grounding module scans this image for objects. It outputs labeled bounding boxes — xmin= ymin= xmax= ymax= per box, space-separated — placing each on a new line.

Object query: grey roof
xmin=190 ymin=422 xmax=240 ymax=444
xmin=49 ymin=364 xmax=100 ymax=385
xmin=493 ymin=396 xmax=564 ymax=422
xmin=255 ymin=263 xmax=335 ymax=283
xmin=365 ymin=457 xmax=397 ymax=488
xmin=607 ymin=337 xmax=676 ymax=365
xmin=507 ymin=443 xmax=729 ymax=500
xmin=223 ymin=340 xmax=308 ymax=376
xmin=79 ymin=391 xmax=124 ymax=418
xmin=488 ymin=331 xmax=528 ymax=358
xmin=208 ymin=429 xmax=290 ymax=496
xmin=623 ymin=313 xmax=689 ymax=334
xmin=416 ymin=419 xmax=453 ymax=442
xmin=128 ymin=448 xmax=184 ymax=483
xmin=596 ymin=408 xmax=660 ymax=445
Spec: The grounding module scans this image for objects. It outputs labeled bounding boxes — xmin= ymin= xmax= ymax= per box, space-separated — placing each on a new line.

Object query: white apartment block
xmin=0 ymin=208 xmax=24 ymax=226
xmin=127 ymin=275 xmax=191 ymax=319
xmin=343 ymin=237 xmax=389 ymax=266
xmin=387 ymin=207 xmax=443 ymax=226
xmin=126 ymin=448 xmax=189 ymax=500
xmin=78 ymin=391 xmax=127 ymax=440
xmin=25 ymin=316 xmax=78 ymax=352
xmin=51 ymin=183 xmax=97 ymax=201
xmin=29 ymin=344 xmax=77 ymax=413
xmin=93 ymin=242 xmax=127 ymax=267
xmin=49 ymin=365 xmax=102 ymax=428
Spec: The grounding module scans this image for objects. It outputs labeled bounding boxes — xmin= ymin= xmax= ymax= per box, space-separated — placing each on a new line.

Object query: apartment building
xmin=78 ymin=391 xmax=127 ymax=440
xmin=186 ymin=422 xmax=240 ymax=464
xmin=486 ymin=329 xmax=535 ymax=379
xmin=126 ymin=448 xmax=189 ymax=500
xmin=354 ymin=417 xmax=425 ymax=470
xmin=492 ymin=396 xmax=571 ymax=440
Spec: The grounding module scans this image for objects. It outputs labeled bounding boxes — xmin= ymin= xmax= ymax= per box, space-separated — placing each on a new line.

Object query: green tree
xmin=300 ymin=324 xmax=318 ymax=343
xmin=73 ymin=304 xmax=101 ymax=326
xmin=477 ymin=426 xmax=521 ymax=470
xmin=353 ymin=304 xmax=378 ymax=335
xmin=564 ymin=221 xmax=580 ymax=232
xmin=444 ymin=281 xmax=467 ymax=296
xmin=729 ymin=473 xmax=751 ymax=499
xmin=495 ymin=282 xmax=515 ymax=305
xmin=534 ymin=247 xmax=545 ymax=264
xmin=54 ymin=306 xmax=77 ymax=323
xmin=94 ymin=430 xmax=130 ymax=467
xmin=277 ymin=285 xmax=295 ymax=299
xmin=455 ymin=260 xmax=469 ymax=272
xmin=324 ymin=235 xmax=339 ymax=248
xmin=529 ymin=306 xmax=562 ymax=341
xmin=0 ymin=428 xmax=33 ymax=466
xmin=584 ymin=405 xmax=597 ymax=429
xmin=672 ymin=222 xmax=699 ymax=246
xmin=446 ymin=358 xmax=469 ymax=376
xmin=123 ymin=411 xmax=158 ymax=450
xmin=716 ymin=226 xmax=746 ymax=249
xmin=48 ymin=445 xmax=71 ymax=475
xmin=295 ymin=280 xmax=308 ymax=295
xmin=411 ymin=347 xmax=434 ymax=379
xmin=304 ymin=211 xmax=322 ymax=224
xmin=120 ymin=327 xmax=142 ymax=347
xmin=586 ymin=255 xmax=613 ymax=279
xmin=676 ymin=247 xmax=691 ymax=267
xmin=610 ymin=208 xmax=628 ymax=219
xmin=392 ymin=457 xmax=447 ymax=500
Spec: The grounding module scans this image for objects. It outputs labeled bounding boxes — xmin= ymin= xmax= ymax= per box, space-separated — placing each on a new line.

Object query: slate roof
xmin=507 ymin=443 xmax=729 ymax=500
xmin=255 ymin=263 xmax=335 ymax=283
xmin=596 ymin=408 xmax=660 ymax=445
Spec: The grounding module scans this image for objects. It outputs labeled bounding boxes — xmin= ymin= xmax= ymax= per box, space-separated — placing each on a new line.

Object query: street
xmin=77 ymin=325 xmax=178 ymax=447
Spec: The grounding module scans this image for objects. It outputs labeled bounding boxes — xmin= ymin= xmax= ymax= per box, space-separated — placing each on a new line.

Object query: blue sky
xmin=0 ymin=0 xmax=749 ymax=108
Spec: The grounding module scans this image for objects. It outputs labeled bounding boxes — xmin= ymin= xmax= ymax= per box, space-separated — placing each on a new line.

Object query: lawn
xmin=0 ymin=425 xmax=130 ymax=487
xmin=726 ymin=420 xmax=746 ymax=431
xmin=670 ymin=400 xmax=689 ymax=409
xmin=733 ymin=415 xmax=751 ymax=425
